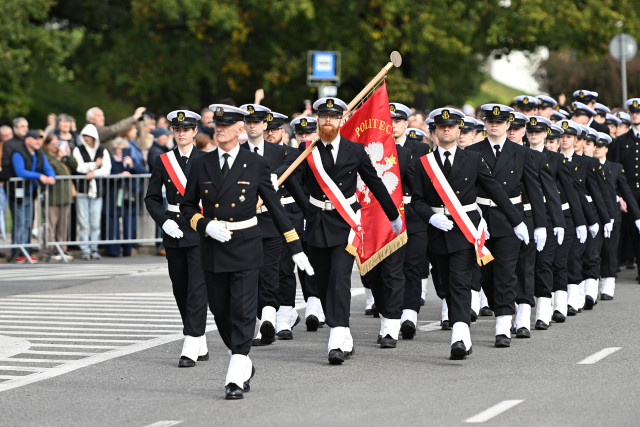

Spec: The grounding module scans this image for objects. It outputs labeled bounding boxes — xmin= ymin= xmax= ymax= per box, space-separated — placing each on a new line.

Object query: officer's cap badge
xmin=561 ymin=121 xmax=569 ymax=130
xmin=509 ymin=113 xmax=515 ymax=122
xmin=634 ymin=100 xmax=639 ymax=108
xmin=579 ymin=91 xmax=585 ymax=98
xmin=530 ymin=118 xmax=537 ymax=126
xmin=409 ymin=130 xmax=416 ymax=138
xmin=460 ymin=119 xmax=465 ymax=126
xmin=177 ymin=112 xmax=185 ymax=122
xmin=523 ymin=97 xmax=529 ymax=104
xmin=248 ymin=105 xmax=255 ymax=114
xmin=326 ymin=99 xmax=334 ymax=108
xmin=492 ymin=106 xmax=500 ymax=116
xmin=266 ymin=113 xmax=273 ymax=122
xmin=390 ymin=105 xmax=396 ymax=112
xmin=215 ymin=107 xmax=224 ymax=116
xmin=442 ymin=110 xmax=450 ymax=120
xmin=301 ymin=119 xmax=308 ymax=127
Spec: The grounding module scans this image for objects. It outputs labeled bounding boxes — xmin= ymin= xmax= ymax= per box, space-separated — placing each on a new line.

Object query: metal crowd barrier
xmin=0 ymin=175 xmax=161 ymax=264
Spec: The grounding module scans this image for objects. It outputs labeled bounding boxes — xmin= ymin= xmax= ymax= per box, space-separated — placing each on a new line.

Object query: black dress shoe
xmin=567 ymin=305 xmax=579 ymax=316
xmin=260 ymin=320 xmax=276 ymax=343
xmin=225 ymin=383 xmax=243 ymax=400
xmin=377 ymin=334 xmax=382 ymax=344
xmin=251 ymin=337 xmax=274 ymax=346
xmin=470 ymin=310 xmax=478 ymax=323
xmin=306 ymin=315 xmax=319 ymax=331
xmin=479 ymin=306 xmax=494 ymax=317
xmin=319 ymin=321 xmax=325 ymax=328
xmin=441 ymin=320 xmax=451 ymax=330
xmin=380 ymin=335 xmax=397 ymax=348
xmin=276 ymin=330 xmax=293 ymax=340
xmin=364 ymin=308 xmax=373 ymax=315
xmin=371 ymin=304 xmax=379 ymax=318
xmin=516 ymin=327 xmax=530 ymax=338
xmin=292 ymin=314 xmax=300 ymax=329
xmin=584 ymin=296 xmax=595 ymax=310
xmin=534 ymin=320 xmax=549 ymax=330
xmin=552 ymin=310 xmax=566 ymax=323
xmin=344 ymin=346 xmax=354 ymax=358
xmin=510 ymin=325 xmax=516 ymax=335
xmin=420 ymin=298 xmax=425 ymax=306
xmin=495 ymin=334 xmax=511 ymax=347
xmin=197 ymin=353 xmax=209 ymax=361
xmin=178 ymin=356 xmax=196 ymax=367
xmin=400 ymin=320 xmax=416 ymax=339
xmin=601 ymin=294 xmax=613 ymax=301
xmin=450 ymin=341 xmax=472 ymax=360
xmin=243 ymin=366 xmax=256 ymax=392
xmin=328 ymin=349 xmax=345 ymax=365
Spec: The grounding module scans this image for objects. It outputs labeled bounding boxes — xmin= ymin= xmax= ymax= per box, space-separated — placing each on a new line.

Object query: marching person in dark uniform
xmin=515 ymin=116 xmax=565 ymax=337
xmin=413 ymin=107 xmax=527 ymax=359
xmin=467 ymin=104 xmax=545 ymax=348
xmin=507 ymin=112 xmax=527 ymax=145
xmin=572 ymin=90 xmax=609 ymax=134
xmin=292 ymin=97 xmax=402 ymax=364
xmin=513 ymin=95 xmax=539 ymax=117
xmin=144 ymin=110 xmax=209 ymax=367
xmin=536 ymin=95 xmax=557 ymax=120
xmin=595 ymin=132 xmax=640 ymax=300
xmin=181 ymin=104 xmax=313 ymax=399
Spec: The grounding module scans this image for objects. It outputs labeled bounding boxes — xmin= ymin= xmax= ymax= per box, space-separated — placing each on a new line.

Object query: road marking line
xmin=0 ymin=375 xmax=19 ymax=380
xmin=0 ymin=302 xmax=176 ymax=309
xmin=27 ymin=338 xmax=143 ymax=343
xmin=465 ymin=400 xmax=524 ymax=423
xmin=0 ymin=320 xmax=181 ymax=328
xmin=577 ymin=347 xmax=622 ymax=364
xmin=0 ymin=307 xmax=178 ymax=313
xmin=0 ymin=326 xmax=179 ymax=333
xmin=0 ymin=366 xmax=44 ymax=372
xmin=25 ymin=351 xmax=101 ymax=356
xmin=5 ymin=359 xmax=67 ymax=364
xmin=417 ymin=321 xmax=443 ymax=332
xmin=0 ymin=315 xmax=183 ymax=323
xmin=28 ymin=344 xmax=124 ymax=349
xmin=4 ymin=332 xmax=166 ymax=337
xmin=0 ymin=311 xmax=179 ymax=318
xmin=142 ymin=421 xmax=183 ymax=427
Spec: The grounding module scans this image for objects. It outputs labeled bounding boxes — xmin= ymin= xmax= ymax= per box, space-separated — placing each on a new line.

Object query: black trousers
xmin=534 ymin=226 xmax=557 ymax=299
xmin=428 ymin=247 xmax=475 ymax=325
xmin=516 ymin=215 xmax=535 ymax=306
xmin=553 ymin=217 xmax=574 ymax=292
xmin=257 ymin=236 xmax=282 ymax=316
xmin=205 ymin=269 xmax=259 ymax=355
xmin=165 ymin=246 xmax=207 ymax=336
xmin=619 ymin=210 xmax=634 ymax=265
xmin=402 ymin=230 xmax=428 ymax=312
xmin=482 ymin=235 xmax=521 ymax=316
xmin=601 ymin=218 xmax=621 ymax=278
xmin=366 ymin=246 xmax=406 ymax=319
xmin=277 ymin=239 xmax=298 ymax=307
xmin=583 ymin=229 xmax=604 ymax=280
xmin=307 ymin=244 xmax=354 ymax=328
xmin=567 ymin=227 xmax=586 ymax=285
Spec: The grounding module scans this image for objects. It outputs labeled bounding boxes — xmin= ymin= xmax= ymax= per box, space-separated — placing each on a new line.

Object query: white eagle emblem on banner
xmin=357 ymin=141 xmax=400 ymax=204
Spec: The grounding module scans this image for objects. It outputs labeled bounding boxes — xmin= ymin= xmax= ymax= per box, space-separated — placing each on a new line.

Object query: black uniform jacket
xmin=467 ymin=139 xmax=546 ymax=237
xmin=297 ymin=137 xmax=399 ymax=248
xmin=402 ymin=140 xmax=431 ymax=233
xmin=544 ymin=149 xmax=586 ymax=227
xmin=602 ymin=160 xmax=640 ymax=221
xmin=181 ymin=146 xmax=302 ymax=273
xmin=413 ymin=148 xmax=522 ymax=255
xmin=525 ymin=149 xmax=565 ymax=229
xmin=608 ymin=130 xmax=640 ymax=192
xmin=572 ymin=154 xmax=609 ymax=225
xmin=144 ymin=146 xmax=204 ymax=248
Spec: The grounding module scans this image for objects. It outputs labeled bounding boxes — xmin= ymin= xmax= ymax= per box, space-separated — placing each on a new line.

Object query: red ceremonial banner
xmin=340 ymin=81 xmax=407 ymax=274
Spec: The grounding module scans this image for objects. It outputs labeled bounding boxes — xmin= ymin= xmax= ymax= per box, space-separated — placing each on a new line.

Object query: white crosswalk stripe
xmin=0 ymin=263 xmax=169 ymax=282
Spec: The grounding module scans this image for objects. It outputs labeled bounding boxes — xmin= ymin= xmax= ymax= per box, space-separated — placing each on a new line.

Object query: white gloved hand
xmin=429 ymin=213 xmax=454 ymax=231
xmin=635 ymin=219 xmax=640 ymax=234
xmin=554 ymin=227 xmax=564 ymax=245
xmin=534 ymin=227 xmax=547 ymax=252
xmin=513 ymin=222 xmax=529 ymax=245
xmin=390 ymin=216 xmax=403 ymax=235
xmin=588 ymin=223 xmax=599 ymax=238
xmin=576 ymin=225 xmax=587 ymax=244
xmin=292 ymin=252 xmax=315 ymax=276
xmin=205 ymin=220 xmax=232 ymax=242
xmin=162 ymin=219 xmax=183 ymax=239
xmin=270 ymin=173 xmax=279 ymax=192
xmin=485 ymin=227 xmax=490 ymax=240
xmin=603 ymin=220 xmax=613 ymax=238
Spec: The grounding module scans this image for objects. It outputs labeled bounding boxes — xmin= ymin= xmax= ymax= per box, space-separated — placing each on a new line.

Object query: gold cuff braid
xmin=283 ymin=229 xmax=299 ymax=243
xmin=190 ymin=213 xmax=204 ymax=231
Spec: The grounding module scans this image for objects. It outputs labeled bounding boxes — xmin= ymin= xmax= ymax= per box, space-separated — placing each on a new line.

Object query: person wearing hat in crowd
xmin=286 ymin=97 xmax=402 ymax=364
xmin=513 ymin=95 xmax=539 ymax=116
xmin=513 ymin=116 xmax=565 ymax=337
xmin=604 ymin=113 xmax=621 ymax=137
xmin=180 ymin=104 xmax=313 ymax=399
xmin=536 ymin=95 xmax=558 ymax=119
xmin=614 ymin=111 xmax=632 ymax=137
xmin=458 ymin=116 xmax=478 ymax=149
xmin=595 ymin=131 xmax=640 ymax=300
xmin=9 ymin=130 xmax=56 ymax=263
xmin=572 ymin=90 xmax=609 ymax=134
xmin=467 ymin=103 xmax=544 ymax=348
xmin=144 ymin=110 xmax=209 ymax=368
xmin=507 ymin=112 xmax=528 ymax=145
xmin=425 ymin=117 xmax=438 ymax=146
xmin=550 ymin=109 xmax=570 ymax=124
xmin=593 ymin=103 xmax=611 ymax=126
xmin=545 ymin=124 xmax=562 ymax=152
xmin=238 ymin=105 xmax=306 ymax=345
xmin=413 ymin=107 xmax=525 ymax=359
xmin=473 ymin=121 xmax=486 ymax=144
xmin=147 ymin=127 xmax=173 ymax=173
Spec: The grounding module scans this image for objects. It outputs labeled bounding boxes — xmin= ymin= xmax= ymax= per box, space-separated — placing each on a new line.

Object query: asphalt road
xmin=0 ymin=256 xmax=639 ymax=426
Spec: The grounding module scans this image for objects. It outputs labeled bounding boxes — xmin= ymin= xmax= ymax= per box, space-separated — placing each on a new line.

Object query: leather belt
xmin=256 ymin=196 xmax=297 ymax=214
xmin=403 ymin=196 xmax=412 ymax=204
xmin=477 ymin=195 xmax=522 ymax=208
xmin=166 ymin=204 xmax=180 ymax=213
xmin=524 ymin=202 xmax=569 ymax=212
xmin=430 ymin=203 xmax=478 ymax=216
xmin=310 ymin=194 xmax=357 ymax=211
xmin=218 ymin=217 xmax=258 ymax=230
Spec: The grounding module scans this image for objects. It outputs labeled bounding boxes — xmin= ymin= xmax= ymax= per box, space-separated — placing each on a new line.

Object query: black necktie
xmin=221 ymin=153 xmax=230 ymax=177
xmin=181 ymin=156 xmax=188 ymax=169
xmin=443 ymin=151 xmax=452 ymax=177
xmin=254 ymin=146 xmax=260 ymax=155
xmin=494 ymin=144 xmax=501 ymax=159
xmin=325 ymin=144 xmax=335 ymax=169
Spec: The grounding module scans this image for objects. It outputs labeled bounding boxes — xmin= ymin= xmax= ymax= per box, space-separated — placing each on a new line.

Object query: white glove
xmin=576 ymin=225 xmax=587 ymax=244
xmin=588 ymin=223 xmax=599 ymax=238
xmin=513 ymin=222 xmax=529 ymax=245
xmin=534 ymin=227 xmax=546 ymax=252
xmin=270 ymin=173 xmax=279 ymax=192
xmin=205 ymin=220 xmax=232 ymax=242
xmin=390 ymin=216 xmax=403 ymax=235
xmin=292 ymin=252 xmax=315 ymax=276
xmin=603 ymin=220 xmax=613 ymax=238
xmin=635 ymin=219 xmax=640 ymax=234
xmin=162 ymin=219 xmax=183 ymax=239
xmin=485 ymin=227 xmax=490 ymax=240
xmin=429 ymin=213 xmax=454 ymax=231
xmin=554 ymin=227 xmax=564 ymax=245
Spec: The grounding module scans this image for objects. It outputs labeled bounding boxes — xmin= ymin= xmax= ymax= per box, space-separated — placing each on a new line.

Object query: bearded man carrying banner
xmin=292 ymin=97 xmax=402 ymax=364
xmin=413 ymin=108 xmax=527 ymax=360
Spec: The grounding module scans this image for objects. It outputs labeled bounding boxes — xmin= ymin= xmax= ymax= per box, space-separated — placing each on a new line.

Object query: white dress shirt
xmin=218 ymin=143 xmax=241 ymax=169
xmin=248 ymin=139 xmax=265 ymax=155
xmin=322 ymin=134 xmax=340 ymax=163
xmin=438 ymin=144 xmax=458 ymax=167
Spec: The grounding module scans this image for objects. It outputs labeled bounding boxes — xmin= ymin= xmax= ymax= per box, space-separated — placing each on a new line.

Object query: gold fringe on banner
xmin=477 ymin=252 xmax=494 ymax=266
xmin=346 ymin=230 xmax=408 ymax=275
